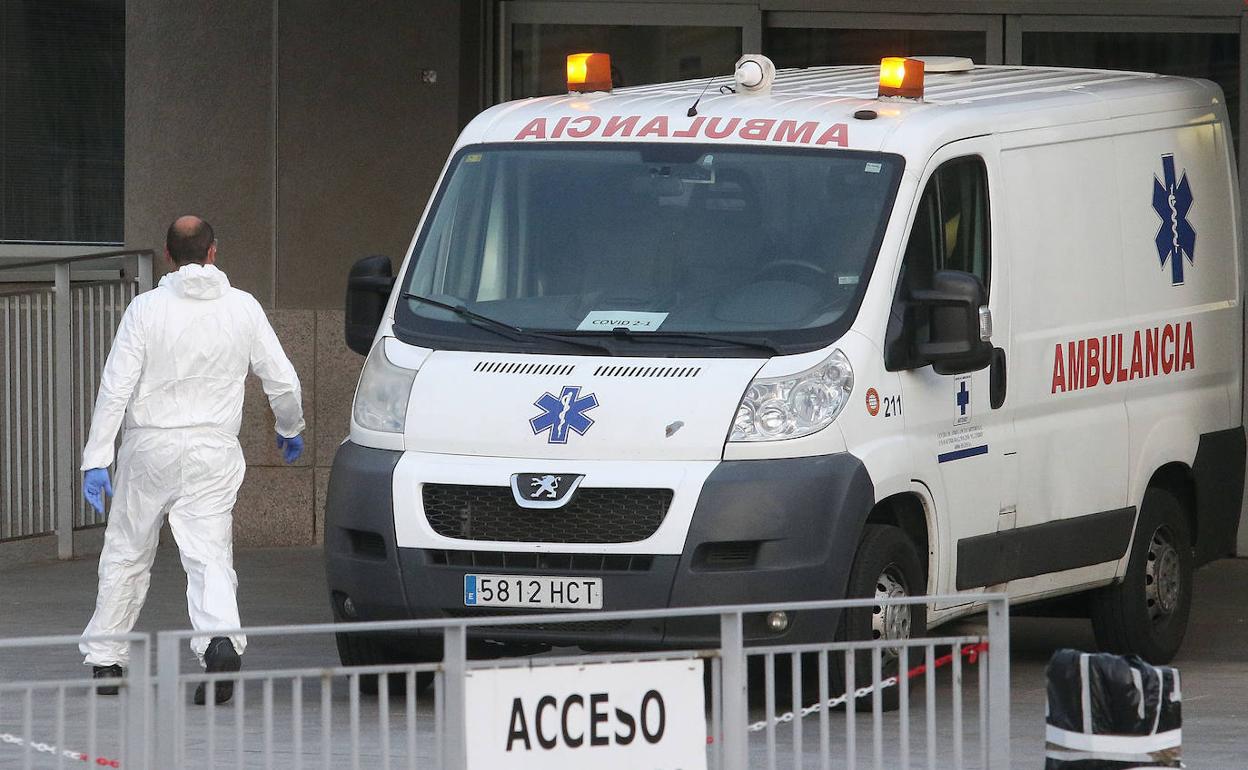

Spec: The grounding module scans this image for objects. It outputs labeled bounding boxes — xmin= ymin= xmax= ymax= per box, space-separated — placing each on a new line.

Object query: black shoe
xmin=193 ymin=637 xmax=241 ymax=706
xmin=92 ymin=664 xmax=123 ymax=696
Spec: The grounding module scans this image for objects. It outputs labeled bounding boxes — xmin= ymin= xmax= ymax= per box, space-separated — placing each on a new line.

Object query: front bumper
xmin=324 ymin=441 xmax=874 ymax=648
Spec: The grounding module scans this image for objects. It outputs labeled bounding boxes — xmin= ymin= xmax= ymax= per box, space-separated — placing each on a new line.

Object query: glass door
xmin=1006 ymin=15 xmax=1241 ymax=148
xmin=499 ymin=2 xmax=761 ymax=100
xmin=763 ymin=11 xmax=1004 ymax=69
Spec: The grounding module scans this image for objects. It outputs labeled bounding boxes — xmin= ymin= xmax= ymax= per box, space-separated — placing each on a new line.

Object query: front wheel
xmin=834 ymin=524 xmax=926 ymax=712
xmin=1090 ymin=488 xmax=1193 ymax=664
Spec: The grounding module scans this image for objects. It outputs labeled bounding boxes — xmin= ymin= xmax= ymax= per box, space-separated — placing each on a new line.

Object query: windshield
xmin=394 ymin=143 xmax=902 ymax=356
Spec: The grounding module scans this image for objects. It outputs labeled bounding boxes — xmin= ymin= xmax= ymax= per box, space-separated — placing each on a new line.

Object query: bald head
xmin=165 ymin=216 xmax=216 ymax=266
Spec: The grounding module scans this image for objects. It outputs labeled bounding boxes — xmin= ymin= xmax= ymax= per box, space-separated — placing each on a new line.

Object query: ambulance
xmin=325 ymin=54 xmax=1245 ymax=688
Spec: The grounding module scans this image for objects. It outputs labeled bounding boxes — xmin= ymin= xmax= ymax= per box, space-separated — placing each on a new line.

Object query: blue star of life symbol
xmin=1151 ymin=153 xmax=1196 ymax=286
xmin=530 ymin=386 xmax=599 ymax=444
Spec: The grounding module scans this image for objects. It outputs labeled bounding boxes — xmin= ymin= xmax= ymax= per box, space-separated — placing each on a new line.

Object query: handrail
xmin=0 ymin=248 xmax=156 ymax=283
xmin=0 ymin=248 xmax=153 ymax=559
xmin=0 ymin=248 xmax=156 ymax=272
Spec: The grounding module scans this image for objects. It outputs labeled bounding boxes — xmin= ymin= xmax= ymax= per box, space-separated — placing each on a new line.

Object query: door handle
xmin=990 ymin=348 xmax=1007 ymax=409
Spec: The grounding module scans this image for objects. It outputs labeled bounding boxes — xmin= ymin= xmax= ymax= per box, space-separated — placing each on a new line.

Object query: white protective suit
xmin=80 ymin=263 xmax=305 ymax=667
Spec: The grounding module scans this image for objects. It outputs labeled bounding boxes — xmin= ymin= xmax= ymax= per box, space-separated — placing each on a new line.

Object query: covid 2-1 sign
xmin=464 ymin=658 xmax=707 ymax=770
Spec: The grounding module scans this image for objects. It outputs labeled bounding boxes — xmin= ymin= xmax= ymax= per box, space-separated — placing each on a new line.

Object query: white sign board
xmin=576 ymin=311 xmax=669 ymax=332
xmin=464 ymin=658 xmax=707 ymax=770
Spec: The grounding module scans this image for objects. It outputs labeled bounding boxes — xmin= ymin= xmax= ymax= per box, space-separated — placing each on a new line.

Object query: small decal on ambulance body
xmin=865 ymin=388 xmax=881 ymax=416
xmin=1151 ymin=153 xmax=1196 ymax=286
xmin=1051 ymin=321 xmax=1195 ymax=394
xmin=513 ymin=115 xmax=850 ymax=148
xmin=530 ymin=386 xmax=599 ymax=444
xmin=955 ymin=376 xmax=971 ymax=426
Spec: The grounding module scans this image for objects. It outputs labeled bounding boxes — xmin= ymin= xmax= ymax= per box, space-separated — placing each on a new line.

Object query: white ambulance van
xmin=325 ymin=55 xmax=1245 ymax=686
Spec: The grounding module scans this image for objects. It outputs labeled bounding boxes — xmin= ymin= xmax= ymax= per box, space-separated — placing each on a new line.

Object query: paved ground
xmin=1 ymin=545 xmax=1245 ymax=768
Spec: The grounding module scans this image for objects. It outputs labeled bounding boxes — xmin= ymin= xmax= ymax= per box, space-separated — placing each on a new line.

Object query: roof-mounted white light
xmin=734 ymin=54 xmax=775 ymax=95
xmin=911 ymin=56 xmax=974 ymax=73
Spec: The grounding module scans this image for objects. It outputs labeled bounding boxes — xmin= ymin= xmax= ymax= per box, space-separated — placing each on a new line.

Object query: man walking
xmin=80 ymin=216 xmax=305 ymax=705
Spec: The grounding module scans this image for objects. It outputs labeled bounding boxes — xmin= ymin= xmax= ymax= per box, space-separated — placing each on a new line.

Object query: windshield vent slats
xmin=473 ymin=361 xmax=575 ymax=376
xmin=592 ymin=365 xmax=702 ymax=379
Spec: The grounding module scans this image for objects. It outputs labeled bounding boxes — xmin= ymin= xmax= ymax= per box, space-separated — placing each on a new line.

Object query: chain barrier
xmin=0 ymin=731 xmax=122 ymax=767
xmin=746 ymin=641 xmax=989 ymax=733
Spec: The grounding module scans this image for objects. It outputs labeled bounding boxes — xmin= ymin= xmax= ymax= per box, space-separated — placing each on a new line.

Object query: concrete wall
xmin=124 ymin=0 xmax=462 ymax=546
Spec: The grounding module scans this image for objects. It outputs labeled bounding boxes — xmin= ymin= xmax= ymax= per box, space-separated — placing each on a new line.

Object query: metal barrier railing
xmin=0 ymin=596 xmax=1008 ymax=763
xmin=0 ymin=250 xmax=153 ymax=554
xmin=0 ymin=632 xmax=151 ymax=769
xmin=0 ymin=594 xmax=1011 ymax=769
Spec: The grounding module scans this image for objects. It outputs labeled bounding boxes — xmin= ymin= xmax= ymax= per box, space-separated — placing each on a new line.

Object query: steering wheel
xmin=753 ymin=259 xmax=829 ymax=282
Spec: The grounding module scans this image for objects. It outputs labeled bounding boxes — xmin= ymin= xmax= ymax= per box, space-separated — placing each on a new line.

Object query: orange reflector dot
xmin=567 ymin=53 xmax=612 ymax=93
xmin=878 ymin=57 xmax=924 ymax=99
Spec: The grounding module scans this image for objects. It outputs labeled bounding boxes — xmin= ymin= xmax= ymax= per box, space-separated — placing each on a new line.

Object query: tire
xmin=1090 ymin=487 xmax=1193 ymax=664
xmin=335 ymin=632 xmax=436 ymax=697
xmin=834 ymin=524 xmax=927 ymax=712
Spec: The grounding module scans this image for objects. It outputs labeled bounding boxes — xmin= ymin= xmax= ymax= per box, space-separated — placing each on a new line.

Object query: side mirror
xmin=909 ymin=270 xmax=993 ymax=375
xmin=345 ymin=255 xmax=394 ymax=356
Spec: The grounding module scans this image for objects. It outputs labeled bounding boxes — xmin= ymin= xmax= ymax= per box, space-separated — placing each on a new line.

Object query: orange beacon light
xmin=567 ymin=53 xmax=612 ymax=93
xmin=878 ymin=57 xmax=924 ymax=99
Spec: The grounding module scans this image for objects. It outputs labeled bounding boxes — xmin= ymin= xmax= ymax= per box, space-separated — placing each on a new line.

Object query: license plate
xmin=463 ymin=574 xmax=603 ymax=610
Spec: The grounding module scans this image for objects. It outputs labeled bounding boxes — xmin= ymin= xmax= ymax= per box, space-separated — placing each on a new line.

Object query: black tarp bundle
xmin=1045 ymin=649 xmax=1182 ymax=769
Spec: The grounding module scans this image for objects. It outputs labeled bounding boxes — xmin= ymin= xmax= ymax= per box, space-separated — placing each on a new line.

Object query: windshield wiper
xmin=591 ymin=327 xmax=782 ymax=356
xmin=401 ymin=293 xmax=613 ymax=355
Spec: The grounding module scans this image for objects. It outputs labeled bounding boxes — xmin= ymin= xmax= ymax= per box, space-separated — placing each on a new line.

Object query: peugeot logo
xmin=510 ymin=473 xmax=585 ymax=509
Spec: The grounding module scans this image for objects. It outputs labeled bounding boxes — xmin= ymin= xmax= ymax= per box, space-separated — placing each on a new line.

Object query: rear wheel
xmin=834 ymin=524 xmax=926 ymax=712
xmin=1090 ymin=487 xmax=1193 ymax=663
xmin=335 ymin=632 xmax=436 ymax=697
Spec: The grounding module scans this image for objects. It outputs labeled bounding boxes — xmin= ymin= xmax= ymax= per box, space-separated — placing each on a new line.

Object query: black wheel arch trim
xmin=1190 ymin=426 xmax=1245 ymax=565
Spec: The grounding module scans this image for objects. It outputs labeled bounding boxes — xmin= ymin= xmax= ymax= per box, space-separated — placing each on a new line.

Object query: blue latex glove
xmin=276 ymin=433 xmax=304 ymax=464
xmin=83 ymin=468 xmax=113 ymax=514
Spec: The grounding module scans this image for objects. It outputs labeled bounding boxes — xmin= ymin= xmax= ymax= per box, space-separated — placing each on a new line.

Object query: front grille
xmin=423 ymin=485 xmax=673 ymax=543
xmin=426 ymin=550 xmax=654 ymax=572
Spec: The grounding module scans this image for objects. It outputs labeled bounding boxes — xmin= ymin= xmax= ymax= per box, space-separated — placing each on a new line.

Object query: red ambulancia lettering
xmin=602 ymin=115 xmax=639 ymax=138
xmin=515 ymin=118 xmax=547 ymax=140
xmin=1129 ymin=331 xmax=1144 ymax=380
xmin=1087 ymin=337 xmax=1101 ymax=387
xmin=1180 ymin=321 xmax=1196 ymax=369
xmin=1101 ymin=335 xmax=1116 ymax=385
xmin=637 ymin=116 xmax=669 ymax=138
xmin=672 ymin=116 xmax=705 ymax=138
xmin=565 ymin=115 xmax=601 ymax=138
xmin=1161 ymin=325 xmax=1176 ymax=374
xmin=774 ymin=120 xmax=819 ymax=144
xmin=704 ymin=117 xmax=740 ymax=139
xmin=1051 ymin=345 xmax=1067 ymax=394
xmin=1050 ymin=322 xmax=1196 ymax=395
xmin=1115 ymin=334 xmax=1129 ymax=383
xmin=513 ymin=113 xmax=851 ymax=147
xmin=816 ymin=123 xmax=849 ymax=147
xmin=740 ymin=118 xmax=776 ymax=141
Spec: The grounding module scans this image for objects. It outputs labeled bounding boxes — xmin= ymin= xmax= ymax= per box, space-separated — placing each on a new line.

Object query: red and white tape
xmin=744 ymin=641 xmax=990 ymax=733
xmin=0 ymin=731 xmax=121 ymax=767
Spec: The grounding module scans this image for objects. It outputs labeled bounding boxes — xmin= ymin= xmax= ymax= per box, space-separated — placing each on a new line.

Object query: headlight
xmin=352 ymin=339 xmax=419 ymax=433
xmin=729 ymin=349 xmax=854 ymax=442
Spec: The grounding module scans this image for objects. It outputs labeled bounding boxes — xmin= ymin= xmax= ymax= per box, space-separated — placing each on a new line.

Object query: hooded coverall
xmin=80 ymin=263 xmax=305 ymax=667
